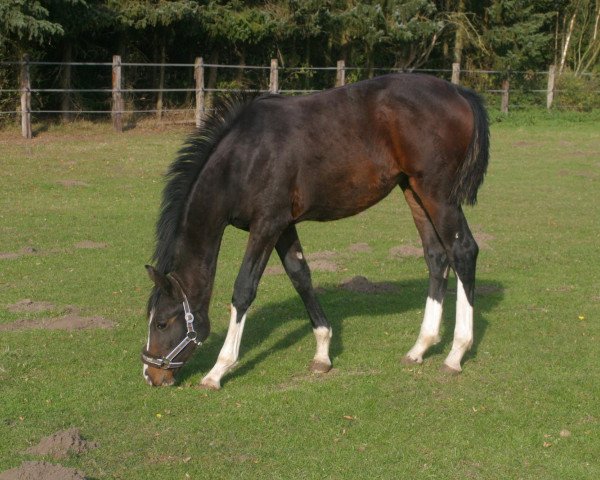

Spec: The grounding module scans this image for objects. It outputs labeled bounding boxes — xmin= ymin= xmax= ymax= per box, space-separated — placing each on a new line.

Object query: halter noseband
xmin=141 ymin=278 xmax=202 ymax=370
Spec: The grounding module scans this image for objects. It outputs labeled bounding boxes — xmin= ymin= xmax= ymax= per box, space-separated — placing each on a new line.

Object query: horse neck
xmin=173 ymin=223 xmax=225 ymax=313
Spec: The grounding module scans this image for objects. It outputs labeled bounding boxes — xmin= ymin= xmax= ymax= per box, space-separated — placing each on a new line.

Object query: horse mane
xmin=152 ymin=91 xmax=263 ymax=274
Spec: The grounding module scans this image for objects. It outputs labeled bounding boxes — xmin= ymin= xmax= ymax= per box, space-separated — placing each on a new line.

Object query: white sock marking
xmin=313 ymin=326 xmax=332 ymax=366
xmin=201 ymin=305 xmax=247 ymax=388
xmin=444 ymin=277 xmax=473 ymax=371
xmin=406 ymin=296 xmax=443 ymax=363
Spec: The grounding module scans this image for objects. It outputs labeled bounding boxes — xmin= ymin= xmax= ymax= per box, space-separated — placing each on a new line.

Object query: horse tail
xmin=449 ymin=86 xmax=490 ymax=206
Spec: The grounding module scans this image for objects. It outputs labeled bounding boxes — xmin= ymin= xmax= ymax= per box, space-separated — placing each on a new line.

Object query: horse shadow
xmin=176 ymin=278 xmax=504 ymax=386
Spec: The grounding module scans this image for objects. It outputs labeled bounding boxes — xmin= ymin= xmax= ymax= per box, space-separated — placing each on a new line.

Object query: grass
xmin=0 ymin=113 xmax=599 ymax=479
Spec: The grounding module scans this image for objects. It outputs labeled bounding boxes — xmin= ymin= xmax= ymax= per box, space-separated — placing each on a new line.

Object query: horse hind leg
xmin=275 ymin=225 xmax=333 ymax=373
xmin=409 ymin=178 xmax=479 ymax=373
xmin=400 ymin=185 xmax=450 ymax=365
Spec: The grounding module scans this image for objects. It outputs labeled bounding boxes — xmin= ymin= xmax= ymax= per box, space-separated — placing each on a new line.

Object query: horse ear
xmin=145 ymin=265 xmax=173 ymax=295
xmin=166 ymin=273 xmax=186 ymax=303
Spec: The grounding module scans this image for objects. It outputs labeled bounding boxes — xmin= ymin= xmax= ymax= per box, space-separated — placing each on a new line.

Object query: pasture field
xmin=0 ymin=112 xmax=599 ymax=479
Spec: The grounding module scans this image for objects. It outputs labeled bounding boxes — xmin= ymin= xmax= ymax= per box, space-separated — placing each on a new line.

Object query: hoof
xmin=198 ymin=377 xmax=221 ymax=390
xmin=440 ymin=363 xmax=462 ymax=376
xmin=309 ymin=360 xmax=332 ymax=374
xmin=401 ymin=355 xmax=421 ymax=365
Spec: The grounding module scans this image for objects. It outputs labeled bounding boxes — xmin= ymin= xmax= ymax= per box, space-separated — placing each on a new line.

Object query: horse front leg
xmin=275 ymin=225 xmax=333 ymax=373
xmin=200 ymin=224 xmax=282 ymax=390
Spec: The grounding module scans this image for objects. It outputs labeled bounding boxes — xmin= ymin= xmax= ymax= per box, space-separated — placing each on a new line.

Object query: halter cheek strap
xmin=141 ymin=286 xmax=202 ymax=370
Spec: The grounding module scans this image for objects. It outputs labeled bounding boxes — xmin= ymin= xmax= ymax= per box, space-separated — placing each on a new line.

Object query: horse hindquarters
xmin=402 ymin=87 xmax=488 ymax=372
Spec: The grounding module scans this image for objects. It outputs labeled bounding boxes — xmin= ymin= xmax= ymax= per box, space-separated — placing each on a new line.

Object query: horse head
xmin=142 ymin=266 xmax=209 ymax=386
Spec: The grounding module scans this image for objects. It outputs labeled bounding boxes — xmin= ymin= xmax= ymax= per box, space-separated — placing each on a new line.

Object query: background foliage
xmin=0 ymin=1 xmax=599 ymax=115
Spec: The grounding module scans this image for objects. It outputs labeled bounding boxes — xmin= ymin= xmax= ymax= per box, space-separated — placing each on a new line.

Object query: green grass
xmin=0 ymin=116 xmax=599 ymax=479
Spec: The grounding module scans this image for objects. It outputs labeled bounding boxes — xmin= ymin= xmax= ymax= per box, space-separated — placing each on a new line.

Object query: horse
xmin=141 ymin=73 xmax=489 ymax=388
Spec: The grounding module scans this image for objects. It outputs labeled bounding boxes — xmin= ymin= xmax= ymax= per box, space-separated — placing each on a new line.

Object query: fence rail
xmin=1 ymin=56 xmax=598 ymax=139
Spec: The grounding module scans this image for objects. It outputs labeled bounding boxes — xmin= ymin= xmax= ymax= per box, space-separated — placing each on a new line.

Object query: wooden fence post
xmin=194 ymin=57 xmax=205 ymax=128
xmin=112 ymin=55 xmax=123 ymax=132
xmin=336 ymin=60 xmax=345 ymax=87
xmin=269 ymin=59 xmax=278 ymax=94
xmin=547 ymin=64 xmax=556 ymax=110
xmin=501 ymin=76 xmax=510 ymax=114
xmin=20 ymin=54 xmax=32 ymax=139
xmin=451 ymin=62 xmax=460 ymax=85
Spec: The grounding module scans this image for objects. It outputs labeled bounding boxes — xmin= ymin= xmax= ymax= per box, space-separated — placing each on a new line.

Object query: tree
xmin=480 ymin=1 xmax=555 ymax=71
xmin=108 ymin=0 xmax=199 ymax=117
xmin=0 ymin=0 xmax=64 ymax=56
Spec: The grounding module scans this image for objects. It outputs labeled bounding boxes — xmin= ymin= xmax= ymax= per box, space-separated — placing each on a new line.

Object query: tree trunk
xmin=61 ymin=41 xmax=72 ymax=122
xmin=367 ymin=45 xmax=374 ymax=79
xmin=559 ymin=12 xmax=577 ymax=74
xmin=453 ymin=0 xmax=466 ymax=66
xmin=236 ymin=49 xmax=245 ymax=85
xmin=156 ymin=37 xmax=166 ymax=120
xmin=206 ymin=50 xmax=219 ymax=111
xmin=305 ymin=37 xmax=311 ymax=89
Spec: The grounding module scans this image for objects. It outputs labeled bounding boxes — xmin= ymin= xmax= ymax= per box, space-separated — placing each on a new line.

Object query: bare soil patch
xmin=347 ymin=243 xmax=372 ymax=254
xmin=512 ymin=140 xmax=544 ymax=148
xmin=0 ymin=461 xmax=87 ymax=480
xmin=0 ymin=307 xmax=114 ymax=332
xmin=307 ymin=250 xmax=337 ymax=260
xmin=264 ymin=265 xmax=285 ymax=275
xmin=339 ymin=276 xmax=398 ymax=294
xmin=0 ymin=247 xmax=38 ymax=261
xmin=0 ymin=252 xmax=21 ymax=260
xmin=473 ymin=232 xmax=495 ymax=250
xmin=389 ymin=245 xmax=422 ymax=258
xmin=57 ymin=180 xmax=90 ymax=188
xmin=7 ymin=299 xmax=56 ymax=314
xmin=309 ymin=260 xmax=339 ymax=272
xmin=26 ymin=428 xmax=98 ymax=459
xmin=74 ymin=241 xmax=108 ymax=249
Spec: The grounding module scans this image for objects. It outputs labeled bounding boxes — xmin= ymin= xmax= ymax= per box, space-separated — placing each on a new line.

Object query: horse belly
xmin=299 ymin=162 xmax=400 ymax=221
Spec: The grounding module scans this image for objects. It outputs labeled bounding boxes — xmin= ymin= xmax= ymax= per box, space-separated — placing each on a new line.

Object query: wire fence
xmin=1 ymin=57 xmax=599 ymax=138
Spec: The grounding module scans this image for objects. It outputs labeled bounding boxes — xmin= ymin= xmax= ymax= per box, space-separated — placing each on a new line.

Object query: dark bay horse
xmin=142 ymin=73 xmax=489 ymax=388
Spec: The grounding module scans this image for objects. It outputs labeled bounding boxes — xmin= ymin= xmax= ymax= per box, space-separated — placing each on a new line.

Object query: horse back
xmin=208 ymin=74 xmax=476 ymax=225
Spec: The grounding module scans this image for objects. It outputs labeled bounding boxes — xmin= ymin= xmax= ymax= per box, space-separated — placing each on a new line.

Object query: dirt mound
xmin=306 ymin=251 xmax=339 ymax=272
xmin=389 ymin=245 xmax=422 ymax=258
xmin=74 ymin=241 xmax=107 ymax=249
xmin=339 ymin=276 xmax=397 ymax=294
xmin=0 ymin=461 xmax=87 ymax=480
xmin=347 ymin=243 xmax=372 ymax=253
xmin=26 ymin=428 xmax=98 ymax=459
xmin=7 ymin=299 xmax=56 ymax=313
xmin=0 ymin=308 xmax=114 ymax=332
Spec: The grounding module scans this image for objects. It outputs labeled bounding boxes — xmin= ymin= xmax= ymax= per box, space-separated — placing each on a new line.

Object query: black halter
xmin=141 ymin=283 xmax=202 ymax=370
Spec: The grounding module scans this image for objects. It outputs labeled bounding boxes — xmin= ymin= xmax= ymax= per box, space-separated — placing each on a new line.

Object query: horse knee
xmin=232 ymin=285 xmax=256 ymax=314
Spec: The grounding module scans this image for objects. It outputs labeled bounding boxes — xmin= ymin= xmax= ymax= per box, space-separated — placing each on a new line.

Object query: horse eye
xmin=156 ymin=322 xmax=167 ymax=331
